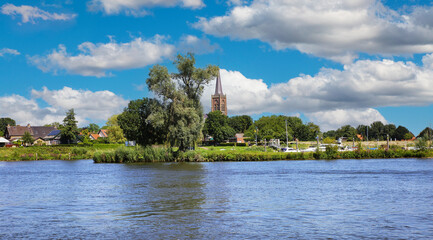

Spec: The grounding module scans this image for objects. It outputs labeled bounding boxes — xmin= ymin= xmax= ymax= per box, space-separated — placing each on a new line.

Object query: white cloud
xmin=178 ymin=35 xmax=220 ymax=54
xmin=0 ymin=87 xmax=128 ymax=126
xmin=0 ymin=48 xmax=20 ymax=57
xmin=201 ymin=55 xmax=433 ymax=129
xmin=29 ymin=36 xmax=175 ymax=77
xmin=195 ymin=0 xmax=433 ymax=63
xmin=1 ymin=3 xmax=77 ymax=24
xmin=88 ymin=0 xmax=204 ymax=15
xmin=306 ymin=109 xmax=387 ymax=131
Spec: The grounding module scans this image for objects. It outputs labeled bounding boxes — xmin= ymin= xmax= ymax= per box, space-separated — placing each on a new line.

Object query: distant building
xmin=5 ymin=124 xmax=56 ymax=143
xmin=98 ymin=129 xmax=109 ymax=138
xmin=211 ymin=70 xmax=227 ymax=115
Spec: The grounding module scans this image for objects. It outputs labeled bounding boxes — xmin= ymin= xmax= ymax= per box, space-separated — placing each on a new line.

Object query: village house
xmin=5 ymin=124 xmax=57 ymax=145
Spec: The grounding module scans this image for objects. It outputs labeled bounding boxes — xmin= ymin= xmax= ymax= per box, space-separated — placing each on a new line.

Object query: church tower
xmin=211 ymin=70 xmax=227 ymax=115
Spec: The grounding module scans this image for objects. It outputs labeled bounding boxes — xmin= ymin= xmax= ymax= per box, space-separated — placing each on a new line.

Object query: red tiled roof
xmin=90 ymin=134 xmax=99 ymax=140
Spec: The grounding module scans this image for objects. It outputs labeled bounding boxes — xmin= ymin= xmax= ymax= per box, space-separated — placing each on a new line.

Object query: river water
xmin=0 ymin=159 xmax=432 ymax=239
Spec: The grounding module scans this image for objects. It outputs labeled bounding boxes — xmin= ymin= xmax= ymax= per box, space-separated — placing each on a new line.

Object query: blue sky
xmin=1 ymin=0 xmax=433 ymax=135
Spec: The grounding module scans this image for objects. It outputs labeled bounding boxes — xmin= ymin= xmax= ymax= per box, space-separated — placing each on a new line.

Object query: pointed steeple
xmin=214 ymin=70 xmax=224 ymax=95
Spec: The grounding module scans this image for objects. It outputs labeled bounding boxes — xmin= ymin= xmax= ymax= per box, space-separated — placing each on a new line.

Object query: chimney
xmin=27 ymin=124 xmax=31 ymax=128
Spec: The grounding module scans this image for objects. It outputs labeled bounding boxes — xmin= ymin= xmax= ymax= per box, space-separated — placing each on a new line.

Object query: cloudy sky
xmin=1 ymin=0 xmax=433 ymax=134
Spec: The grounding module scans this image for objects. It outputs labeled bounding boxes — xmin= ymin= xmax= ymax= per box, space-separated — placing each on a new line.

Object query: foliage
xmin=60 ymin=109 xmax=79 ymax=144
xmin=146 ymin=53 xmax=218 ymax=151
xmin=118 ymin=98 xmax=167 ymax=146
xmin=417 ymin=127 xmax=433 ymax=139
xmin=44 ymin=122 xmax=61 ymax=128
xmin=228 ymin=115 xmax=253 ymax=133
xmin=87 ymin=123 xmax=100 ymax=133
xmin=415 ymin=135 xmax=428 ymax=151
xmin=0 ymin=117 xmax=15 ymax=136
xmin=22 ymin=131 xmax=34 ymax=145
xmin=203 ymin=110 xmax=236 ymax=143
xmin=394 ymin=126 xmax=413 ymax=140
xmin=323 ymin=137 xmax=335 ymax=144
xmin=244 ymin=115 xmax=320 ymax=141
xmin=106 ymin=115 xmax=126 ymax=143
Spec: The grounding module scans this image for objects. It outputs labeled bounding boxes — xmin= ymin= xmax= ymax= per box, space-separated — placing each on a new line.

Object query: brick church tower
xmin=211 ymin=70 xmax=227 ymax=115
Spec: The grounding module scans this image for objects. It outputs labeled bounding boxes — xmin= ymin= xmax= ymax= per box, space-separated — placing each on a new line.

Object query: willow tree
xmin=146 ymin=53 xmax=218 ymax=151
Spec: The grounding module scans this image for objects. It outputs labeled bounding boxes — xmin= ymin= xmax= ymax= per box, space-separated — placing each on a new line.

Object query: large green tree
xmin=228 ymin=115 xmax=253 ymax=133
xmin=393 ymin=126 xmax=414 ymax=140
xmin=118 ymin=98 xmax=166 ymax=146
xmin=60 ymin=109 xmax=79 ymax=144
xmin=203 ymin=111 xmax=236 ymax=143
xmin=146 ymin=53 xmax=218 ymax=151
xmin=0 ymin=117 xmax=15 ymax=136
xmin=106 ymin=115 xmax=126 ymax=143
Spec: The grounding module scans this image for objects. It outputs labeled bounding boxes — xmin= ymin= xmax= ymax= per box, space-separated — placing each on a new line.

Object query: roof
xmin=235 ymin=133 xmax=244 ymax=138
xmin=31 ymin=126 xmax=57 ymax=139
xmin=6 ymin=125 xmax=57 ymax=139
xmin=90 ymin=133 xmax=100 ymax=140
xmin=214 ymin=70 xmax=224 ymax=95
xmin=6 ymin=125 xmax=32 ymax=137
xmin=0 ymin=137 xmax=9 ymax=143
xmin=47 ymin=130 xmax=61 ymax=136
xmin=98 ymin=129 xmax=109 ymax=137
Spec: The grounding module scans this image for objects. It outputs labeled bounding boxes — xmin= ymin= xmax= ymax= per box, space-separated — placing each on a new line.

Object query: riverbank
xmin=0 ymin=144 xmax=121 ymax=161
xmin=92 ymin=145 xmax=433 ymax=163
xmin=2 ymin=144 xmax=432 ymax=162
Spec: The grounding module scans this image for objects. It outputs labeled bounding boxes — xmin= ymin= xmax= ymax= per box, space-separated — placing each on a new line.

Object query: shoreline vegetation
xmin=1 ymin=141 xmax=433 ymax=162
xmin=92 ymin=145 xmax=433 ymax=163
xmin=1 ymin=142 xmax=432 ymax=162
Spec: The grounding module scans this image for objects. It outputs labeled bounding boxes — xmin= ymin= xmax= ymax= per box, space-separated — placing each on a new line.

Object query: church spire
xmin=214 ymin=70 xmax=224 ymax=95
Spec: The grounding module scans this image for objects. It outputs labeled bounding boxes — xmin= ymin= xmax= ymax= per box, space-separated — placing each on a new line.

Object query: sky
xmin=1 ymin=0 xmax=433 ymax=135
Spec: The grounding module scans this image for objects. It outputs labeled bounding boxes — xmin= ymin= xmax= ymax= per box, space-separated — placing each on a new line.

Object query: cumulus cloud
xmin=195 ymin=0 xmax=433 ymax=63
xmin=1 ymin=3 xmax=77 ymax=24
xmin=0 ymin=48 xmax=20 ymax=57
xmin=306 ymin=109 xmax=387 ymax=131
xmin=201 ymin=55 xmax=433 ymax=129
xmin=88 ymin=0 xmax=204 ymax=16
xmin=178 ymin=35 xmax=220 ymax=54
xmin=0 ymin=87 xmax=128 ymax=126
xmin=29 ymin=36 xmax=175 ymax=77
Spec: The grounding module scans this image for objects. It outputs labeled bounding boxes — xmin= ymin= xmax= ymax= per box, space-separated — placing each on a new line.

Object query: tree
xmin=106 ymin=115 xmax=126 ymax=143
xmin=394 ymin=126 xmax=413 ymax=140
xmin=0 ymin=117 xmax=15 ymax=136
xmin=44 ymin=122 xmax=61 ymax=128
xmin=417 ymin=127 xmax=433 ymax=139
xmin=228 ymin=115 xmax=253 ymax=133
xmin=118 ymin=98 xmax=166 ymax=146
xmin=60 ymin=109 xmax=79 ymax=144
xmin=87 ymin=123 xmax=100 ymax=133
xmin=22 ymin=131 xmax=34 ymax=146
xmin=146 ymin=53 xmax=218 ymax=151
xmin=336 ymin=125 xmax=357 ymax=139
xmin=203 ymin=111 xmax=236 ymax=143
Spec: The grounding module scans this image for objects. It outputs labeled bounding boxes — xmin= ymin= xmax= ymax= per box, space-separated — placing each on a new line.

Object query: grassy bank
xmin=0 ymin=144 xmax=122 ymax=161
xmin=92 ymin=145 xmax=433 ymax=163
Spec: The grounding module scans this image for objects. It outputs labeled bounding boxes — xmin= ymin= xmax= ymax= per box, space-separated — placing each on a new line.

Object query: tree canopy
xmin=60 ymin=109 xmax=79 ymax=144
xmin=203 ymin=111 xmax=236 ymax=143
xmin=228 ymin=115 xmax=253 ymax=133
xmin=146 ymin=53 xmax=218 ymax=151
xmin=0 ymin=117 xmax=15 ymax=137
xmin=118 ymin=98 xmax=166 ymax=146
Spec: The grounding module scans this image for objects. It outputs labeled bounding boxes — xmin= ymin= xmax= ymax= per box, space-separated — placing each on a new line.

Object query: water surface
xmin=1 ymin=159 xmax=432 ymax=239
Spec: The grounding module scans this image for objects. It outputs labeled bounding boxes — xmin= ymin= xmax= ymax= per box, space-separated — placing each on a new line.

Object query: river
xmin=1 ymin=158 xmax=432 ymax=239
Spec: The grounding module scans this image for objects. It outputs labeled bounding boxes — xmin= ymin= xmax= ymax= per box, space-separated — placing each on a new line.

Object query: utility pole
xmin=387 ymin=134 xmax=389 ymax=150
xmin=366 ymin=126 xmax=369 ymax=149
xmin=255 ymin=127 xmax=258 ymax=146
xmin=285 ymin=119 xmax=288 ymax=148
